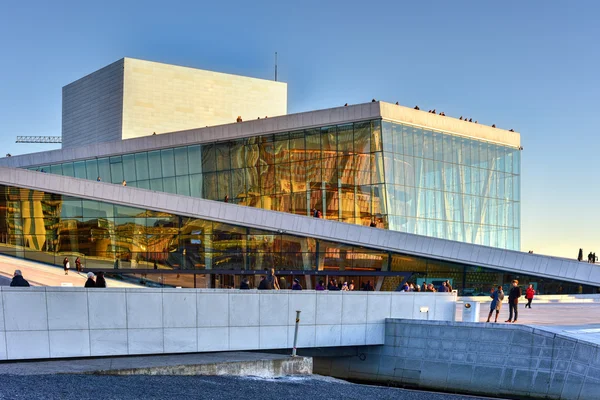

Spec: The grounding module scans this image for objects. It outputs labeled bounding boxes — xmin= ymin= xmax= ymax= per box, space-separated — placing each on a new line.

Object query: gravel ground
xmin=0 ymin=374 xmax=501 ymax=400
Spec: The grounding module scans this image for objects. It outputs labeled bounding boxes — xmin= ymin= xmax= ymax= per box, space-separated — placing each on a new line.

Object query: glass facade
xmin=0 ymin=184 xmax=593 ymax=294
xmin=26 ymin=118 xmax=520 ymax=250
xmin=382 ymin=122 xmax=521 ymax=250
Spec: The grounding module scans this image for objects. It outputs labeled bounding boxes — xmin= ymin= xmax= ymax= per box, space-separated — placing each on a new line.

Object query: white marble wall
xmin=0 ymin=287 xmax=456 ymax=360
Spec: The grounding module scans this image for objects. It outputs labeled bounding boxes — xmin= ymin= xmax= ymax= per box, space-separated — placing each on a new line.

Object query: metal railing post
xmin=292 ymin=310 xmax=301 ymax=357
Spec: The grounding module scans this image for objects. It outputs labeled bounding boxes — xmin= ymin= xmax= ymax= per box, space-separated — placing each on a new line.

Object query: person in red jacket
xmin=525 ymin=284 xmax=536 ymax=309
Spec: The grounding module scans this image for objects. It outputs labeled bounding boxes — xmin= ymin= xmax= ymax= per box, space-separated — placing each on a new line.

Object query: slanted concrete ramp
xmin=0 ymin=352 xmax=313 ymax=378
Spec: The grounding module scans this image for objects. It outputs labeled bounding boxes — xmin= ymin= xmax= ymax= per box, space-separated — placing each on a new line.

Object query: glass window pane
xmin=189 ymin=174 xmax=203 ymax=198
xmin=161 ymin=149 xmax=175 ymax=178
xmin=202 ymin=145 xmax=216 ymax=173
xmin=122 ymin=154 xmax=137 ymax=182
xmin=321 ymin=126 xmax=336 ymax=158
xmin=97 ymin=158 xmax=110 ymax=182
xmin=163 ymin=177 xmax=176 ymax=194
xmin=215 ymin=143 xmax=231 ymax=171
xmin=381 ymin=121 xmax=393 ymax=153
xmin=188 ymin=145 xmax=202 ymax=174
xmin=174 ymin=147 xmax=189 ymax=176
xmin=289 ymin=131 xmax=305 ymax=162
xmin=371 ymin=120 xmax=382 ymax=152
xmin=274 ymin=133 xmax=289 ymax=164
xmin=337 ymin=124 xmax=353 ymax=155
xmin=230 ymin=140 xmax=245 ymax=169
xmin=305 ymin=128 xmax=321 ymax=161
xmin=110 ymin=156 xmax=123 ymax=184
xmin=73 ymin=161 xmax=87 ymax=179
xmin=62 ymin=163 xmax=74 ymax=177
xmin=147 ymin=151 xmax=162 ymax=179
xmin=135 ymin=153 xmax=149 ymax=180
xmin=50 ymin=164 xmax=63 ymax=175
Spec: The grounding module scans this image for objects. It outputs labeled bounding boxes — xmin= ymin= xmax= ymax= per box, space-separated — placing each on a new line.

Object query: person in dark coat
xmin=578 ymin=248 xmax=583 ymax=262
xmin=315 ymin=280 xmax=325 ymax=291
xmin=486 ymin=286 xmax=504 ymax=323
xmin=84 ymin=272 xmax=96 ymax=288
xmin=362 ymin=280 xmax=374 ymax=291
xmin=240 ymin=278 xmax=250 ymax=290
xmin=506 ymin=280 xmax=522 ymax=323
xmin=75 ymin=257 xmax=82 ymax=273
xmin=292 ymin=279 xmax=302 ymax=290
xmin=10 ymin=270 xmax=30 ymax=287
xmin=95 ymin=271 xmax=106 ymax=288
xmin=438 ymin=281 xmax=449 ymax=292
xmin=257 ymin=276 xmax=270 ymax=290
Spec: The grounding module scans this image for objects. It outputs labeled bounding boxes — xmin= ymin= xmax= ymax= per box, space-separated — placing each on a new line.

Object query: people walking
xmin=486 ymin=286 xmax=504 ymax=323
xmin=63 ymin=257 xmax=70 ymax=275
xmin=75 ymin=257 xmax=82 ymax=273
xmin=506 ymin=280 xmax=522 ymax=323
xmin=10 ymin=270 xmax=30 ymax=287
xmin=95 ymin=271 xmax=107 ymax=288
xmin=84 ymin=272 xmax=96 ymax=287
xmin=525 ymin=284 xmax=535 ymax=308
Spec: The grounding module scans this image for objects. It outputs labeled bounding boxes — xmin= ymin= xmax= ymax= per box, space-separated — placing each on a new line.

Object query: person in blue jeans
xmin=506 ymin=280 xmax=522 ymax=323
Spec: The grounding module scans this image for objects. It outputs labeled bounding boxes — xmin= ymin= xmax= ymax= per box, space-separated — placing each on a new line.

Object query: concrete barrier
xmin=0 ymin=287 xmax=456 ymax=360
xmin=317 ymin=319 xmax=600 ymax=400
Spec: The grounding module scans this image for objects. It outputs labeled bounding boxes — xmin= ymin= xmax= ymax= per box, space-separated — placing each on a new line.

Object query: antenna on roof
xmin=274 ymin=52 xmax=278 ymax=82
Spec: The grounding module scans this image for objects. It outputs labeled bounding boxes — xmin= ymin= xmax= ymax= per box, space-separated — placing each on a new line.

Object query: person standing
xmin=63 ymin=257 xmax=70 ymax=275
xmin=266 ymin=268 xmax=280 ymax=290
xmin=578 ymin=248 xmax=583 ymax=262
xmin=348 ymin=280 xmax=355 ymax=291
xmin=75 ymin=257 xmax=82 ymax=273
xmin=292 ymin=279 xmax=302 ymax=290
xmin=446 ymin=280 xmax=453 ymax=292
xmin=486 ymin=286 xmax=504 ymax=323
xmin=315 ymin=280 xmax=325 ymax=291
xmin=10 ymin=270 xmax=30 ymax=287
xmin=439 ymin=281 xmax=449 ymax=292
xmin=84 ymin=272 xmax=96 ymax=287
xmin=506 ymin=280 xmax=522 ymax=323
xmin=239 ymin=278 xmax=250 ymax=290
xmin=95 ymin=271 xmax=107 ymax=288
xmin=525 ymin=284 xmax=535 ymax=308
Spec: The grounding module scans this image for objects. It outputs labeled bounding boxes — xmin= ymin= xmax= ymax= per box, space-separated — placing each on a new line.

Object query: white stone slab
xmin=259 ymin=326 xmax=288 ymax=349
xmin=315 ymin=325 xmax=342 ymax=347
xmin=88 ymin=291 xmax=127 ymax=330
xmin=315 ymin=293 xmax=343 ymax=325
xmin=126 ymin=291 xmax=164 ymax=329
xmin=287 ymin=325 xmax=316 ymax=348
xmin=342 ymin=293 xmax=368 ymax=324
xmin=90 ymin=329 xmax=128 ymax=356
xmin=46 ymin=291 xmax=89 ymax=330
xmin=162 ymin=291 xmax=197 ymax=328
xmin=128 ymin=328 xmax=164 ymax=355
xmin=0 ymin=289 xmax=4 ymax=331
xmin=197 ymin=327 xmax=229 ymax=352
xmin=366 ymin=323 xmax=385 ymax=344
xmin=390 ymin=293 xmax=416 ymax=319
xmin=6 ymin=331 xmax=49 ymax=359
xmin=49 ymin=330 xmax=90 ymax=358
xmin=259 ymin=293 xmax=289 ymax=326
xmin=0 ymin=332 xmax=5 ymax=360
xmin=164 ymin=328 xmax=197 ymax=353
xmin=197 ymin=293 xmax=229 ymax=327
xmin=229 ymin=293 xmax=260 ymax=327
xmin=230 ymin=327 xmax=259 ymax=350
xmin=366 ymin=293 xmax=392 ymax=324
xmin=341 ymin=324 xmax=367 ymax=346
xmin=2 ymin=291 xmax=48 ymax=331
xmin=289 ymin=292 xmax=316 ymax=325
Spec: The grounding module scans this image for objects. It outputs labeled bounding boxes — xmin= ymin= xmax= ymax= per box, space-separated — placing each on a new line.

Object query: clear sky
xmin=0 ymin=1 xmax=598 ymax=259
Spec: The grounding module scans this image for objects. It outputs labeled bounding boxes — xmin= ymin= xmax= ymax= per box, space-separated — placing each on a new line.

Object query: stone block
xmin=128 ymin=328 xmax=164 ymax=355
xmin=561 ymin=373 xmax=584 ymax=400
xmin=512 ymin=369 xmax=535 ymax=392
xmin=197 ymin=327 xmax=229 ymax=351
xmin=470 ymin=366 xmax=504 ymax=391
xmin=3 ymin=291 xmax=48 ymax=331
xmin=553 ymin=360 xmax=571 ymax=372
xmin=447 ymin=363 xmax=474 ymax=390
xmin=538 ymin=358 xmax=553 ymax=370
xmin=46 ymin=291 xmax=89 ymax=330
xmin=289 ymin=292 xmax=317 ymax=325
xmin=88 ymin=291 xmax=127 ymax=330
xmin=260 ymin=326 xmax=288 ymax=349
xmin=366 ymin=323 xmax=385 ymax=345
xmin=419 ymin=361 xmax=449 ymax=389
xmin=6 ymin=331 xmax=50 ymax=359
xmin=288 ymin=325 xmax=316 ymax=348
xmin=341 ymin=324 xmax=366 ymax=346
xmin=366 ymin=293 xmax=392 ymax=324
xmin=531 ymin=371 xmax=551 ymax=398
xmin=162 ymin=291 xmax=197 ymax=328
xmin=378 ymin=355 xmax=397 ymax=377
xmin=316 ymin=293 xmax=343 ymax=324
xmin=90 ymin=329 xmax=128 ymax=356
xmin=229 ymin=293 xmax=259 ymax=327
xmin=49 ymin=330 xmax=90 ymax=358
xmin=342 ymin=294 xmax=367 ymax=325
xmin=580 ymin=377 xmax=600 ymax=400
xmin=408 ymin=337 xmax=426 ymax=349
xmin=126 ymin=291 xmax=163 ymax=329
xmin=197 ymin=293 xmax=229 ymax=327
xmin=573 ymin=342 xmax=596 ymax=364
xmin=230 ymin=327 xmax=259 ymax=350
xmin=547 ymin=372 xmax=566 ymax=399
xmin=569 ymin=361 xmax=589 ymax=376
xmin=316 ymin=325 xmax=342 ymax=347
xmin=511 ymin=329 xmax=533 ymax=345
xmin=164 ymin=328 xmax=197 ymax=353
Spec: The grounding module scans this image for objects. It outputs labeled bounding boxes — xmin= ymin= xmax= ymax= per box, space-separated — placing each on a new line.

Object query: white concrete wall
xmin=121 ymin=58 xmax=287 ymax=140
xmin=0 ymin=287 xmax=456 ymax=360
xmin=62 ymin=59 xmax=125 ymax=148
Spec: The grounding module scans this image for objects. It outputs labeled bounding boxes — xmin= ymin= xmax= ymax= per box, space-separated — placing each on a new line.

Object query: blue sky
xmin=0 ymin=0 xmax=598 ymax=258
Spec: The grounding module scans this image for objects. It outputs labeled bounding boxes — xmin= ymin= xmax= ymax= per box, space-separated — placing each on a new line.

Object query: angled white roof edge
xmin=0 ymin=101 xmax=520 ymax=169
xmin=0 ymin=167 xmax=594 ymax=287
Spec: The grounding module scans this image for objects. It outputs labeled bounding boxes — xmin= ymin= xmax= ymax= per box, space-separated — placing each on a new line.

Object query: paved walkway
xmin=0 ymin=255 xmax=140 ymax=288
